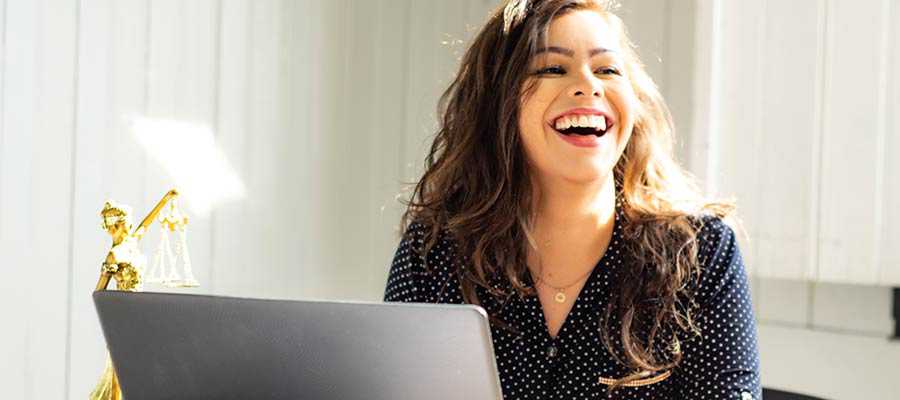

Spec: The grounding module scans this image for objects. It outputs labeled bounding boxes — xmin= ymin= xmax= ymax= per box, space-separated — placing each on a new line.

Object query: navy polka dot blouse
xmin=384 ymin=200 xmax=761 ymax=400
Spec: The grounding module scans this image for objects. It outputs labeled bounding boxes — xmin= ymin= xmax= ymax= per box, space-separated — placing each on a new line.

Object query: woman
xmin=384 ymin=1 xmax=761 ymax=399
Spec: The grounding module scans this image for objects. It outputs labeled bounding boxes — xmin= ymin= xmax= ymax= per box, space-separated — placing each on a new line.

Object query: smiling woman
xmin=384 ymin=1 xmax=761 ymax=399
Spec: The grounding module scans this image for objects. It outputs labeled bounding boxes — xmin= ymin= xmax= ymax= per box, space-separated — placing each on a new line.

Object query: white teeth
xmin=555 ymin=117 xmax=574 ymax=131
xmin=553 ymin=114 xmax=609 ymax=131
xmin=554 ymin=118 xmax=567 ymax=130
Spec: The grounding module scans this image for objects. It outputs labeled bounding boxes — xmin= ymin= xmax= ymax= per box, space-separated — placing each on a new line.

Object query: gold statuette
xmin=90 ymin=189 xmax=196 ymax=400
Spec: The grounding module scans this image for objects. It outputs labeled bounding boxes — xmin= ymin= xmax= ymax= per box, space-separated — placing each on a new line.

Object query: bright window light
xmin=131 ymin=116 xmax=245 ymax=217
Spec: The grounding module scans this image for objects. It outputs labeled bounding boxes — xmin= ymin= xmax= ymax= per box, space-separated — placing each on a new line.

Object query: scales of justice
xmin=90 ymin=189 xmax=199 ymax=400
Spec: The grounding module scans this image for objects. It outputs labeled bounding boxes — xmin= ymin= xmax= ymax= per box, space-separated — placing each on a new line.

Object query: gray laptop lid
xmin=93 ymin=291 xmax=503 ymax=400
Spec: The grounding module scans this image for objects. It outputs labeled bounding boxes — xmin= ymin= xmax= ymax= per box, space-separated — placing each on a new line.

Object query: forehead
xmin=539 ymin=9 xmax=621 ymax=55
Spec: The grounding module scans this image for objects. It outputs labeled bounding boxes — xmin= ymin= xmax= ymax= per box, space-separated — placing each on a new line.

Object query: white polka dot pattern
xmin=384 ymin=203 xmax=761 ymax=400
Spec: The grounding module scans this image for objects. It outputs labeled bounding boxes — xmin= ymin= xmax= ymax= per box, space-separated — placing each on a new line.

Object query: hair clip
xmin=502 ymin=0 xmax=531 ymax=35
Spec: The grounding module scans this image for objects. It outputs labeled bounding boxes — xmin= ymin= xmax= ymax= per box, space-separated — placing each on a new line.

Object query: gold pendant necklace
xmin=555 ymin=291 xmax=567 ymax=303
xmin=530 ymin=227 xmax=593 ymax=303
xmin=535 ymin=267 xmax=595 ymax=303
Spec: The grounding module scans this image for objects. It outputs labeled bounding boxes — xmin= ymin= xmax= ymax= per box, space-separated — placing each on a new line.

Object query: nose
xmin=570 ymin=69 xmax=605 ymax=98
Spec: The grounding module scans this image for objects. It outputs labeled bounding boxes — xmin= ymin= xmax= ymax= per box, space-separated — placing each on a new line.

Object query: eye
xmin=534 ymin=66 xmax=565 ymax=75
xmin=598 ymin=67 xmax=621 ymax=76
xmin=533 ymin=65 xmax=622 ymax=76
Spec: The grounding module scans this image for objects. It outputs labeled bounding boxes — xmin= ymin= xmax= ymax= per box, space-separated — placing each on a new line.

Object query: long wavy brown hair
xmin=400 ymin=0 xmax=735 ymax=392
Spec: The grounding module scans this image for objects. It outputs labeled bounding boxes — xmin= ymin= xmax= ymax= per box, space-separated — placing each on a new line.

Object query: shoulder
xmin=384 ymin=220 xmax=462 ymax=303
xmin=399 ymin=220 xmax=460 ymax=274
xmin=688 ymin=214 xmax=747 ymax=309
xmin=693 ymin=214 xmax=739 ymax=265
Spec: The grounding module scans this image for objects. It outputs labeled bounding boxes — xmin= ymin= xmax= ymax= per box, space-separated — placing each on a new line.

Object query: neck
xmin=530 ymin=172 xmax=617 ymax=243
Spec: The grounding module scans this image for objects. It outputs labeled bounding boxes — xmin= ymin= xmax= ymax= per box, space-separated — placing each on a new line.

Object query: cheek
xmin=517 ymin=98 xmax=554 ymax=167
xmin=610 ymin=88 xmax=640 ymax=136
xmin=518 ymin=90 xmax=553 ymax=137
xmin=611 ymin=84 xmax=639 ymax=115
xmin=517 ymin=106 xmax=543 ymax=158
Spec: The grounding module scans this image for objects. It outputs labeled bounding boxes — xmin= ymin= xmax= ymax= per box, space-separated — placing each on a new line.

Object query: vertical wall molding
xmin=812 ymin=0 xmax=829 ymax=283
xmin=872 ymin=0 xmax=891 ymax=282
xmin=687 ymin=0 xmax=719 ymax=191
xmin=64 ymin=1 xmax=84 ymax=397
xmin=0 ymin=0 xmax=6 ymax=220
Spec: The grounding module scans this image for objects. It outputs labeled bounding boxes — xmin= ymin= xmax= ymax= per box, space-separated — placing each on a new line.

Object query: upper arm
xmin=673 ymin=217 xmax=761 ymax=400
xmin=383 ymin=222 xmax=429 ymax=303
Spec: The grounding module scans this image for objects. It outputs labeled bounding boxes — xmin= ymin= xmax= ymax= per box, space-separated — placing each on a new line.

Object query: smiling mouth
xmin=549 ymin=123 xmax=611 ymax=137
xmin=549 ymin=113 xmax=613 ymax=137
xmin=556 ymin=126 xmax=607 ymax=137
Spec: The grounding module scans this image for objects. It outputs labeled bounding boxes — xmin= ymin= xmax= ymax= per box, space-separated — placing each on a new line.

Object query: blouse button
xmin=545 ymin=345 xmax=558 ymax=359
xmin=740 ymin=391 xmax=753 ymax=400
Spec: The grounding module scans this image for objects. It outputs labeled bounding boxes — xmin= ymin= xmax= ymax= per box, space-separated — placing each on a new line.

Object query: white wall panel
xmin=619 ymin=0 xmax=700 ymax=174
xmin=349 ymin=0 xmax=395 ymax=300
xmin=879 ymin=0 xmax=900 ymax=285
xmin=403 ymin=0 xmax=445 ymax=185
xmin=709 ymin=1 xmax=764 ymax=276
xmin=143 ymin=0 xmax=218 ymax=296
xmin=178 ymin=0 xmax=218 ymax=293
xmin=0 ymin=0 xmax=11 ymax=392
xmin=68 ymin=0 xmax=151 ymax=397
xmin=706 ymin=0 xmax=897 ymax=285
xmin=618 ymin=0 xmax=669 ymax=95
xmin=663 ymin=1 xmax=697 ymax=164
xmin=211 ymin=0 xmax=251 ymax=297
xmin=277 ymin=0 xmax=324 ymax=300
xmin=325 ymin=0 xmax=380 ymax=301
xmin=0 ymin=0 xmax=78 ymax=397
xmin=754 ymin=0 xmax=823 ymax=280
xmin=817 ymin=0 xmax=889 ymax=284
xmin=687 ymin=0 xmax=716 ymax=186
xmin=243 ymin=0 xmax=282 ymax=297
xmin=370 ymin=0 xmax=413 ymax=289
xmin=67 ymin=1 xmax=112 ymax=396
xmin=0 ymin=1 xmax=36 ymax=396
xmin=28 ymin=2 xmax=78 ymax=398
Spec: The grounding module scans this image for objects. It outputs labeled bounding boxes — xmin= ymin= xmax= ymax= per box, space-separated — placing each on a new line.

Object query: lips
xmin=552 ymin=125 xmax=604 ymax=148
xmin=549 ymin=107 xmax=615 ymax=138
xmin=550 ymin=107 xmax=615 ymax=128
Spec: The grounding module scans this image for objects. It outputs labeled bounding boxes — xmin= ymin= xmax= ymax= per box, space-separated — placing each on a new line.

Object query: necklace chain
xmin=532 ymin=240 xmax=595 ymax=303
xmin=535 ymin=266 xmax=594 ymax=291
xmin=529 ymin=196 xmax=620 ymax=302
xmin=531 ymin=227 xmax=594 ymax=291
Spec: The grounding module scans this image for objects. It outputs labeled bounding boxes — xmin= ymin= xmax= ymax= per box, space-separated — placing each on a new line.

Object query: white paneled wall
xmin=1 ymin=1 xmax=501 ymax=398
xmin=616 ymin=0 xmax=698 ymax=166
xmin=2 ymin=0 xmax=898 ymax=399
xmin=701 ymin=0 xmax=900 ymax=285
xmin=0 ymin=1 xmax=695 ymax=397
xmin=817 ymin=0 xmax=890 ymax=284
xmin=755 ymin=0 xmax=823 ymax=281
xmin=885 ymin=0 xmax=900 ymax=284
xmin=710 ymin=0 xmax=766 ymax=277
xmin=699 ymin=1 xmax=900 ymax=398
xmin=1 ymin=0 xmax=78 ymax=398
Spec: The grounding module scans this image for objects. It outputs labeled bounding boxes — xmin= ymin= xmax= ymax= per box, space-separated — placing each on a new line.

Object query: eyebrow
xmin=534 ymin=46 xmax=614 ymax=57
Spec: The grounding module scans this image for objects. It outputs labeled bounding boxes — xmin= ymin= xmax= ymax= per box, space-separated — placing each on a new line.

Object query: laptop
xmin=93 ymin=291 xmax=504 ymax=400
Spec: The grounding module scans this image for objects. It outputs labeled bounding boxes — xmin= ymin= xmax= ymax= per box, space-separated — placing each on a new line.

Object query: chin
xmin=557 ymin=165 xmax=611 ymax=184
